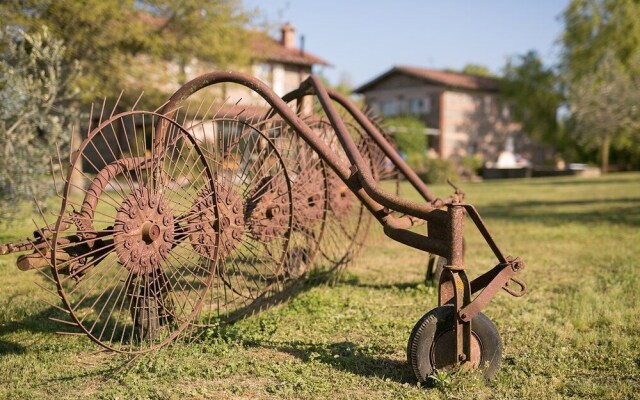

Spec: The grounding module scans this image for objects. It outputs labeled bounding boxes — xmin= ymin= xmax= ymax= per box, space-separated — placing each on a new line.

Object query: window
xmin=381 ymin=100 xmax=400 ymax=116
xmin=484 ymin=95 xmax=493 ymax=114
xmin=368 ymin=101 xmax=380 ymax=115
xmin=255 ymin=63 xmax=272 ymax=85
xmin=409 ymin=97 xmax=431 ymax=114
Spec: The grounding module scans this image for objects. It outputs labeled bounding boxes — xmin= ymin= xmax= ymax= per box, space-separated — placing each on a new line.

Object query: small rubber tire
xmin=407 ymin=305 xmax=502 ymax=385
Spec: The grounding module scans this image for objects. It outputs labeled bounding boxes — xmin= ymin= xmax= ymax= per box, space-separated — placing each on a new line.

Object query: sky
xmin=243 ymin=0 xmax=571 ymax=87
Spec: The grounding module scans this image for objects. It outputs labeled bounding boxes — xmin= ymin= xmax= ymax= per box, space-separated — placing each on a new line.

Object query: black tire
xmin=407 ymin=305 xmax=502 ymax=385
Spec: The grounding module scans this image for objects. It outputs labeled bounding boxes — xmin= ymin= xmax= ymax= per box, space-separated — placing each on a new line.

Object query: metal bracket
xmin=459 ymin=258 xmax=526 ymax=322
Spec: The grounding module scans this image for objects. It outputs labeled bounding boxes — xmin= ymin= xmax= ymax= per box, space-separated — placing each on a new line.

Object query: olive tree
xmin=0 ymin=27 xmax=80 ymax=221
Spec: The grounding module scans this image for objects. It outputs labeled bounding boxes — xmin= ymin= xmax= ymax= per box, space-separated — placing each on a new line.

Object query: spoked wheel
xmin=307 ymin=118 xmax=373 ymax=277
xmin=278 ymin=93 xmax=400 ymax=278
xmin=257 ymin=118 xmax=331 ymax=280
xmin=184 ymin=118 xmax=294 ymax=325
xmin=283 ymin=138 xmax=328 ymax=280
xmin=50 ymin=111 xmax=219 ymax=353
xmin=407 ymin=305 xmax=502 ymax=385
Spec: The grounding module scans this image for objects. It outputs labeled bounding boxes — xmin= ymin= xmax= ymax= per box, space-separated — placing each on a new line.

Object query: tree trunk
xmin=601 ymin=133 xmax=610 ymax=174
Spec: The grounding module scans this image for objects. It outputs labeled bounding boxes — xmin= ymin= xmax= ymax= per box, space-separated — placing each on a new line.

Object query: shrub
xmin=0 ymin=27 xmax=79 ymax=222
xmin=406 ymin=154 xmax=458 ymax=184
xmin=460 ymin=154 xmax=484 ymax=178
xmin=383 ymin=116 xmax=427 ymax=156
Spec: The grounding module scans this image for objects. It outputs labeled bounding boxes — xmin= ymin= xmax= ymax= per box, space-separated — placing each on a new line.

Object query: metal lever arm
xmin=460 ymin=258 xmax=526 ymax=322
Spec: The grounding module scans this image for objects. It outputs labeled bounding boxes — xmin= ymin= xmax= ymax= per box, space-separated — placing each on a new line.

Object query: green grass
xmin=1 ymin=173 xmax=639 ymax=399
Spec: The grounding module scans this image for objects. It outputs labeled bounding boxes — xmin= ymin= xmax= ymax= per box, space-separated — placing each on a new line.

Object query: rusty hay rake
xmin=0 ymin=71 xmax=526 ymax=383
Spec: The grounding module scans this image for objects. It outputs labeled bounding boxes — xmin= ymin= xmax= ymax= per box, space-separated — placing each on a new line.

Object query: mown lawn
xmin=0 ymin=173 xmax=638 ymax=399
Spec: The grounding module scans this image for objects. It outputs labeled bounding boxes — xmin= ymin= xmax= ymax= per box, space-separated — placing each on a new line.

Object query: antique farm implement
xmin=0 ymin=71 xmax=526 ymax=383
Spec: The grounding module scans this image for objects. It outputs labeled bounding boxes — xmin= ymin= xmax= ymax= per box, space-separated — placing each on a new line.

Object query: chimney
xmin=280 ymin=23 xmax=295 ymax=49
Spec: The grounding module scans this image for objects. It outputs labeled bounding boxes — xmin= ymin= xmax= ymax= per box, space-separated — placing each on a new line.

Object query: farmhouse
xmin=354 ymin=66 xmax=544 ymax=165
xmin=85 ymin=23 xmax=330 ymax=171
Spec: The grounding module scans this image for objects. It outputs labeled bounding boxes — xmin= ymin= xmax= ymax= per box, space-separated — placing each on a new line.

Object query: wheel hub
xmin=246 ymin=176 xmax=290 ymax=241
xmin=431 ymin=330 xmax=482 ymax=370
xmin=327 ymin=173 xmax=353 ymax=218
xmin=114 ymin=188 xmax=174 ymax=274
xmin=292 ymin=167 xmax=325 ymax=229
xmin=188 ymin=184 xmax=244 ymax=258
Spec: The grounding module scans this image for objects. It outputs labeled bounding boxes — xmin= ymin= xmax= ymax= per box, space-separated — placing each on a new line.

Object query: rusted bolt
xmin=267 ymin=206 xmax=280 ymax=218
xmin=124 ymin=239 xmax=132 ymax=249
xmin=163 ymin=216 xmax=171 ymax=226
xmin=129 ymin=207 xmax=138 ymax=218
xmin=233 ymin=205 xmax=240 ymax=213
xmin=458 ymin=354 xmax=466 ymax=361
xmin=164 ymin=231 xmax=172 ymax=241
xmin=158 ymin=202 xmax=166 ymax=213
xmin=235 ymin=217 xmax=243 ymax=225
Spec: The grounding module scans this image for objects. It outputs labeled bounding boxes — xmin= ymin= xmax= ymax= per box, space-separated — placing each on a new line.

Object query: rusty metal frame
xmin=0 ymin=70 xmax=526 ymax=364
xmin=159 ymin=71 xmax=526 ymax=365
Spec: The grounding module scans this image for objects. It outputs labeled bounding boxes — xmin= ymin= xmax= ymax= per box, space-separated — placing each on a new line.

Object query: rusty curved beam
xmin=158 ymin=71 xmax=456 ymax=224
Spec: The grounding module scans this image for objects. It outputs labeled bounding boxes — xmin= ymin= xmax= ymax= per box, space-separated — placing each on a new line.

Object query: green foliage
xmin=383 ymin=116 xmax=427 ymax=156
xmin=502 ymin=51 xmax=565 ymax=148
xmin=380 ymin=116 xmax=457 ymax=184
xmin=460 ymin=63 xmax=497 ymax=77
xmin=461 ymin=154 xmax=484 ymax=178
xmin=561 ymin=0 xmax=640 ymax=170
xmin=569 ymin=51 xmax=640 ymax=171
xmin=561 ymin=0 xmax=640 ymax=81
xmin=0 ymin=0 xmax=251 ymax=102
xmin=406 ymin=154 xmax=458 ymax=184
xmin=418 ymin=158 xmax=458 ymax=184
xmin=0 ymin=27 xmax=79 ymax=221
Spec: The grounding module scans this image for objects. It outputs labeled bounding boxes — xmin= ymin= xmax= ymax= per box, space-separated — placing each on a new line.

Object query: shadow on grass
xmin=479 ymin=197 xmax=640 ymax=227
xmin=217 ymin=322 xmax=416 ymax=384
xmin=341 ymin=281 xmax=426 ymax=291
xmin=278 ymin=340 xmax=414 ymax=383
xmin=0 ymin=306 xmax=64 ymax=355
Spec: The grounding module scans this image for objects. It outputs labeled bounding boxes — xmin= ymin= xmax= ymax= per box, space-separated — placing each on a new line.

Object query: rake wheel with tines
xmin=0 ymin=70 xmax=526 ymax=384
xmin=181 ymin=117 xmax=295 ymax=326
xmin=11 ymin=110 xmax=221 ymax=353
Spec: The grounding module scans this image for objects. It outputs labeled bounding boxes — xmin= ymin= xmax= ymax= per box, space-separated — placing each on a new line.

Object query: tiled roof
xmin=355 ymin=65 xmax=500 ymax=93
xmin=138 ymin=13 xmax=329 ymax=67
xmin=249 ymin=32 xmax=330 ymax=67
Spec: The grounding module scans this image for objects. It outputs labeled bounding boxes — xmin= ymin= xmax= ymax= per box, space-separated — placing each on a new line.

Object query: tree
xmin=382 ymin=116 xmax=427 ymax=157
xmin=569 ymin=51 xmax=640 ymax=172
xmin=561 ymin=0 xmax=640 ymax=81
xmin=0 ymin=27 xmax=80 ymax=221
xmin=461 ymin=63 xmax=497 ymax=77
xmin=561 ymin=0 xmax=640 ymax=171
xmin=0 ymin=0 xmax=251 ymax=102
xmin=502 ymin=51 xmax=565 ymax=148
